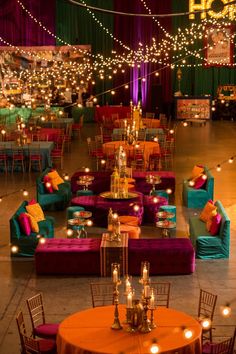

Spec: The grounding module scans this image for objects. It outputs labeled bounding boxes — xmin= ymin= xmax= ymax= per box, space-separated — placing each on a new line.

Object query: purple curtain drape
xmin=0 ymin=0 xmax=55 ymax=46
xmin=114 ymin=0 xmax=172 ymax=112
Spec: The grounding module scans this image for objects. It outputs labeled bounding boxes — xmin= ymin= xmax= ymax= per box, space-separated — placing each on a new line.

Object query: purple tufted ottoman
xmin=143 ymin=195 xmax=168 ymax=223
xmin=128 ymin=238 xmax=195 ymax=275
xmin=35 ymin=238 xmax=101 ymax=275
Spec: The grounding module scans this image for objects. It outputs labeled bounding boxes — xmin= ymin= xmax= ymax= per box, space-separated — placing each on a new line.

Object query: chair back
xmin=22 ymin=334 xmax=41 ymax=354
xmin=26 ymin=293 xmax=45 ymax=332
xmin=16 ymin=310 xmax=27 ymax=353
xmin=90 ymin=282 xmax=114 ymax=307
xmin=198 ymin=289 xmax=217 ymax=321
xmin=151 ymin=282 xmax=171 ymax=307
xmin=204 ymin=327 xmax=236 ymax=354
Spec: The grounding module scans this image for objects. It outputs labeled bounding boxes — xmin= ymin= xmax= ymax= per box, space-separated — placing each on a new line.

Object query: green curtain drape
xmin=56 ymin=0 xmax=114 ymax=104
xmin=171 ymin=2 xmax=236 ymax=97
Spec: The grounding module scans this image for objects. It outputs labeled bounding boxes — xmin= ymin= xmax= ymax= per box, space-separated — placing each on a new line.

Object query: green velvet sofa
xmin=189 ymin=201 xmax=230 ymax=259
xmin=36 ymin=168 xmax=72 ymax=210
xmin=182 ymin=166 xmax=214 ymax=208
xmin=10 ymin=201 xmax=55 ymax=257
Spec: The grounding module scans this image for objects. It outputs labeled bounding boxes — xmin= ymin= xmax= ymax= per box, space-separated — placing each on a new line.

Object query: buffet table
xmin=57 ymin=305 xmax=202 ymax=354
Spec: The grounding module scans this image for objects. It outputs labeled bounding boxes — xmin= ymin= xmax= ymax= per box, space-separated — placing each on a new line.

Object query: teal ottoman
xmin=76 ymin=190 xmax=94 ymax=197
xmin=159 ymin=205 xmax=176 ymax=222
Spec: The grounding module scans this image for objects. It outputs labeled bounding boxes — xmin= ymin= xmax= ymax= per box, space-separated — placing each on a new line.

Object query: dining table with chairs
xmin=57 ymin=305 xmax=202 ymax=354
xmin=0 ymin=141 xmax=54 ymax=171
xmin=102 ymin=140 xmax=160 ymax=170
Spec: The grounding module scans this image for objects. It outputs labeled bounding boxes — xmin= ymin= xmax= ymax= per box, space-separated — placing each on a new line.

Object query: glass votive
xmin=141 ymin=261 xmax=150 ymax=282
xmin=111 ymin=263 xmax=120 ymax=283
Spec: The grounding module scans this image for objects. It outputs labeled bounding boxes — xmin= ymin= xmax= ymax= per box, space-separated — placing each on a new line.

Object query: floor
xmin=0 ymin=120 xmax=236 ymax=353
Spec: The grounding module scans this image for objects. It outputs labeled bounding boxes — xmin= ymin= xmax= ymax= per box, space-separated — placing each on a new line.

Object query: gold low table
xmin=156 ymin=219 xmax=176 ymax=238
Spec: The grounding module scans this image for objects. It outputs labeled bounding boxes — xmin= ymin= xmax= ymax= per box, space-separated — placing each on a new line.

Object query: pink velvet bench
xmin=35 ymin=238 xmax=101 ymax=275
xmin=128 ymin=238 xmax=195 ymax=275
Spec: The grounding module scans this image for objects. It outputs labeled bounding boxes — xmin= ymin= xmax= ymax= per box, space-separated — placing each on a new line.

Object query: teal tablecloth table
xmin=1 ymin=141 xmax=54 ymax=169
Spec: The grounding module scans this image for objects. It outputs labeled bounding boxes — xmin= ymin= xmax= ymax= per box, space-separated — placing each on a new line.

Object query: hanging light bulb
xmin=133 ymin=204 xmax=140 ymax=212
xmin=183 ymin=327 xmax=193 ymax=339
xmin=63 ymin=173 xmax=70 ymax=181
xmin=86 ymin=219 xmax=93 ymax=227
xmin=228 ymin=157 xmax=234 ymax=163
xmin=11 ymin=245 xmax=19 ymax=254
xmin=220 ymin=303 xmax=232 ymax=317
xmin=84 ymin=167 xmax=90 ymax=173
xmin=216 ymin=164 xmax=221 ymax=172
xmin=166 ymin=188 xmax=172 ymax=195
xmin=39 ymin=237 xmax=46 ymax=244
xmin=66 ymin=229 xmax=74 ymax=237
xmin=200 ymin=318 xmax=211 ymax=330
xmin=149 ymin=339 xmax=160 ymax=354
xmin=22 ymin=189 xmax=29 ymax=197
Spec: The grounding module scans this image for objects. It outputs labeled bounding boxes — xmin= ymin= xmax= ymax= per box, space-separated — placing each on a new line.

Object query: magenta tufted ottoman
xmin=35 ymin=238 xmax=101 ymax=275
xmin=128 ymin=238 xmax=195 ymax=275
xmin=143 ymin=195 xmax=168 ymax=223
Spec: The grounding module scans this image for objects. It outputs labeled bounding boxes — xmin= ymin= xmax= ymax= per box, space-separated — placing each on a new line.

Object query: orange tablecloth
xmin=102 ymin=141 xmax=159 ymax=168
xmin=57 ymin=306 xmax=202 ymax=354
xmin=114 ymin=118 xmax=160 ymax=128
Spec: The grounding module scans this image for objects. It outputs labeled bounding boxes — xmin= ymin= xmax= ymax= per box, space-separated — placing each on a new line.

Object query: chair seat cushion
xmin=35 ymin=323 xmax=59 ymax=338
xmin=39 ymin=338 xmax=57 ymax=353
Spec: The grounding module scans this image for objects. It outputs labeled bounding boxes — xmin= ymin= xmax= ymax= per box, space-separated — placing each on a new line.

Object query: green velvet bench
xmin=10 ymin=201 xmax=55 ymax=257
xmin=182 ymin=166 xmax=214 ymax=208
xmin=36 ymin=168 xmax=72 ymax=210
xmin=189 ymin=200 xmax=230 ymax=259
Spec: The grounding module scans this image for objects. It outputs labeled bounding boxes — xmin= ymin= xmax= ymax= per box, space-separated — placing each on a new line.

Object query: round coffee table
xmin=156 ymin=219 xmax=176 ymax=238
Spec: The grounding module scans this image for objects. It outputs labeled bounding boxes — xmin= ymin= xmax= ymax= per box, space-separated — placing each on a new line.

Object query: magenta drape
xmin=114 ymin=0 xmax=172 ymax=111
xmin=0 ymin=0 xmax=55 ymax=46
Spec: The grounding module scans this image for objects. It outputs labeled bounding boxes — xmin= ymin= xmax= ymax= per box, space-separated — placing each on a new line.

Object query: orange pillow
xmin=26 ymin=203 xmax=45 ymax=222
xmin=25 ymin=213 xmax=39 ymax=233
xmin=191 ymin=165 xmax=204 ymax=179
xmin=47 ymin=170 xmax=64 ymax=191
xmin=199 ymin=201 xmax=217 ymax=223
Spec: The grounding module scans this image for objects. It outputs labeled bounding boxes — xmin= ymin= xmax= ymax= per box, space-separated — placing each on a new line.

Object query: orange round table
xmin=103 ymin=141 xmax=159 ymax=169
xmin=57 ymin=306 xmax=202 ymax=354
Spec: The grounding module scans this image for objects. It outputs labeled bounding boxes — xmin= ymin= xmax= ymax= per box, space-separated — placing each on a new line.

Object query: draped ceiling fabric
xmin=0 ymin=0 xmax=235 ymax=111
xmin=0 ymin=0 xmax=55 ymax=45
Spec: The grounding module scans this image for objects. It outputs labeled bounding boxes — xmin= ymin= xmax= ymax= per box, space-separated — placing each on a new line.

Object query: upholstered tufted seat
xmin=128 ymin=238 xmax=195 ymax=275
xmin=35 ymin=238 xmax=101 ymax=275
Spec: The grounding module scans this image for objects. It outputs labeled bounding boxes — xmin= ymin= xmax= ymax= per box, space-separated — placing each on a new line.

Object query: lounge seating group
xmin=36 ymin=168 xmax=72 ymax=210
xmin=189 ymin=200 xmax=230 ymax=259
xmin=10 ymin=201 xmax=55 ymax=257
xmin=182 ymin=166 xmax=214 ymax=208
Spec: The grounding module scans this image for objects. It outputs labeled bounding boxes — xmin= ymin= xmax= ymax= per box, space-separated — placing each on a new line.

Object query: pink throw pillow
xmin=28 ymin=199 xmax=37 ymax=205
xmin=18 ymin=213 xmax=31 ymax=236
xmin=43 ymin=175 xmax=53 ymax=193
xmin=193 ymin=175 xmax=207 ymax=189
xmin=210 ymin=213 xmax=222 ymax=236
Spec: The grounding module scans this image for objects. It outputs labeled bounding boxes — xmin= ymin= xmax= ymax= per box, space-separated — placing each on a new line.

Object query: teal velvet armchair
xmin=10 ymin=201 xmax=55 ymax=257
xmin=189 ymin=201 xmax=230 ymax=259
xmin=36 ymin=168 xmax=72 ymax=210
xmin=182 ymin=166 xmax=214 ymax=208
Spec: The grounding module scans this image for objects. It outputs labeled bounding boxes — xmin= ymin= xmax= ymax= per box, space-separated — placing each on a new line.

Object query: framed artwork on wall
xmin=205 ymin=26 xmax=233 ymax=66
xmin=175 ymin=97 xmax=211 ymax=120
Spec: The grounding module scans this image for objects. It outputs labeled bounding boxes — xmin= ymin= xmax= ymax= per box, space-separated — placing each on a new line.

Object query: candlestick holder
xmin=139 ymin=296 xmax=151 ymax=333
xmin=150 ymin=308 xmax=156 ymax=329
xmin=111 ymin=263 xmax=122 ymax=330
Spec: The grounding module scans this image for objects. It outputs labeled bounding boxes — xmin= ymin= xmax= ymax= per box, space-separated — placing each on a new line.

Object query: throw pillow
xmin=28 ymin=199 xmax=37 ymax=205
xmin=47 ymin=170 xmax=64 ymax=191
xmin=18 ymin=213 xmax=31 ymax=236
xmin=43 ymin=175 xmax=54 ymax=193
xmin=25 ymin=213 xmax=39 ymax=233
xmin=210 ymin=213 xmax=222 ymax=236
xmin=193 ymin=174 xmax=207 ymax=189
xmin=190 ymin=165 xmax=204 ymax=179
xmin=26 ymin=203 xmax=45 ymax=222
xmin=199 ymin=200 xmax=217 ymax=223
xmin=206 ymin=209 xmax=217 ymax=231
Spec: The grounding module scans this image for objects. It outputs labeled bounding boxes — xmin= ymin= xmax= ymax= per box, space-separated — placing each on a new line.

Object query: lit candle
xmin=150 ymin=292 xmax=155 ymax=309
xmin=143 ymin=266 xmax=148 ymax=281
xmin=127 ymin=292 xmax=132 ymax=308
xmin=144 ymin=285 xmax=150 ymax=298
xmin=113 ymin=268 xmax=118 ymax=283
xmin=126 ymin=278 xmax=131 ymax=293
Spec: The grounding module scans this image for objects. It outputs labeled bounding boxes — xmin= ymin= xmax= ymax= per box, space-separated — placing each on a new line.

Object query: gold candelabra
xmin=111 ymin=263 xmax=123 ymax=330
